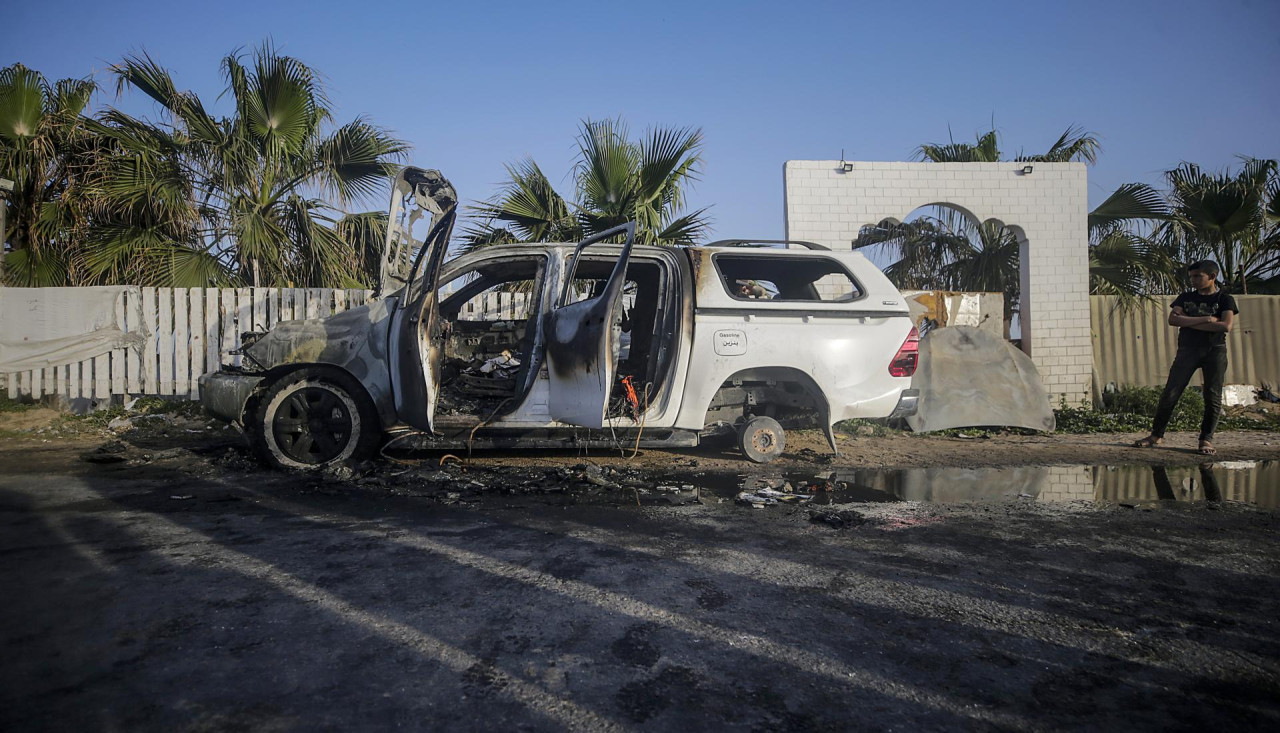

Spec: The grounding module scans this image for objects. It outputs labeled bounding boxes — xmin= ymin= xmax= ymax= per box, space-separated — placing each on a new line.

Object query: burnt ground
xmin=2 ymin=414 xmax=1279 ymax=731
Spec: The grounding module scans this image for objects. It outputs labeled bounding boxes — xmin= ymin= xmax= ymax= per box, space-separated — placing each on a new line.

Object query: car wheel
xmin=738 ymin=415 xmax=785 ymax=463
xmin=252 ymin=370 xmax=380 ymax=470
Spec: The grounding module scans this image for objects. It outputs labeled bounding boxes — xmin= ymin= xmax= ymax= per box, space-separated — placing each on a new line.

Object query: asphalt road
xmin=3 ymin=442 xmax=1279 ymax=731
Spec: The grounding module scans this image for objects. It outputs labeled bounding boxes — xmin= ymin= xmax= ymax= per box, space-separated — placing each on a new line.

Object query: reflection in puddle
xmin=688 ymin=461 xmax=1279 ymax=508
xmin=1092 ymin=462 xmax=1278 ymax=506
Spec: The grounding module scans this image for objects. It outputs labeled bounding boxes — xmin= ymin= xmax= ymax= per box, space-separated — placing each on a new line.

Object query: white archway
xmin=784 ymin=160 xmax=1090 ymax=404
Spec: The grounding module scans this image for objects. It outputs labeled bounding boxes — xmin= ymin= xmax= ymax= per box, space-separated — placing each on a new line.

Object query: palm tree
xmin=853 ymin=209 xmax=1020 ymax=335
xmin=0 ymin=63 xmax=99 ymax=286
xmin=1158 ymin=158 xmax=1279 ymax=293
xmin=1087 ymin=182 xmax=1174 ymax=308
xmin=916 ymin=124 xmax=1101 ymax=164
xmin=463 ymin=118 xmax=711 ymax=251
xmin=92 ymin=43 xmax=408 ymax=287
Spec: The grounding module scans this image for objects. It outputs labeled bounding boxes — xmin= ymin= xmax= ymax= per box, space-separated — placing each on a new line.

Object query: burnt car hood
xmin=242 ymin=299 xmax=394 ymax=377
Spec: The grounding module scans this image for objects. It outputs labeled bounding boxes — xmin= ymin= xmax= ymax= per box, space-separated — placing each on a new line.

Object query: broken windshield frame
xmin=379 ymin=167 xmax=457 ymax=297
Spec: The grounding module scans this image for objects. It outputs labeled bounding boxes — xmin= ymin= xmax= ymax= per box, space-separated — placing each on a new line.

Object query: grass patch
xmin=70 ymin=397 xmax=203 ymax=427
xmin=1053 ymin=404 xmax=1280 ymax=434
xmin=834 ymin=418 xmax=896 ymax=438
xmin=1056 ymin=385 xmax=1280 ymax=434
xmin=0 ymin=395 xmax=40 ymax=413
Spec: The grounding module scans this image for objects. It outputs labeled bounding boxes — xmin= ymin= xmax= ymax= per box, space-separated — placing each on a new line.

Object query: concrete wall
xmin=784 ymin=161 xmax=1091 ymax=404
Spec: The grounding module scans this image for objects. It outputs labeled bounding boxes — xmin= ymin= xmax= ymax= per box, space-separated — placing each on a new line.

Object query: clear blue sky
xmin=9 ymin=0 xmax=1279 ymax=240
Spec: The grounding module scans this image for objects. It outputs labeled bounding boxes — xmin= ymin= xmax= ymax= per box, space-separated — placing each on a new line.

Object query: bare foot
xmin=1133 ymin=435 xmax=1162 ymax=448
xmin=1199 ymin=440 xmax=1217 ymax=455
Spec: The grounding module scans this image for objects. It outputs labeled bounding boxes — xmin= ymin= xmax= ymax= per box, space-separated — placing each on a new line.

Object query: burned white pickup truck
xmin=200 ymin=167 xmax=919 ymax=468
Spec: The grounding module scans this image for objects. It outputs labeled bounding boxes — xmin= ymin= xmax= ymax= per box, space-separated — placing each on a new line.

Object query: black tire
xmin=250 ymin=369 xmax=381 ymax=471
xmin=738 ymin=415 xmax=785 ymax=463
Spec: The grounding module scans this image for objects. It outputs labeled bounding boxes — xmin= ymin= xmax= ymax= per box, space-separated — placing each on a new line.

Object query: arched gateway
xmin=784 ymin=160 xmax=1091 ymax=405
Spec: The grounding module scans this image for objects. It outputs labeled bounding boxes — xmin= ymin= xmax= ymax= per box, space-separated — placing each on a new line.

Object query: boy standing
xmin=1135 ymin=260 xmax=1238 ymax=455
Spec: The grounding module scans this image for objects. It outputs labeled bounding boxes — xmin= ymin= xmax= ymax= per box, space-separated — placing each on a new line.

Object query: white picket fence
xmin=3 ymin=286 xmax=538 ymax=403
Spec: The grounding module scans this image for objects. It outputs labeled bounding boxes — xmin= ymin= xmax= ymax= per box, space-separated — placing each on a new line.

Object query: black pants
xmin=1150 ymin=345 xmax=1228 ymax=441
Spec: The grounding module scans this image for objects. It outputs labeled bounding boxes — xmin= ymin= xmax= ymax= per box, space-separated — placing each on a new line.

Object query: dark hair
xmin=1189 ymin=260 xmax=1220 ymax=279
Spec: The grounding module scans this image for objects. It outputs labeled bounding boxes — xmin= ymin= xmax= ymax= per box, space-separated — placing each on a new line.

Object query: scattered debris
xmin=735 ymin=474 xmax=812 ymax=508
xmin=321 ymin=465 xmax=354 ymax=483
xmin=794 ymin=448 xmax=834 ymax=464
xmin=149 ymin=448 xmax=193 ymax=461
xmin=79 ymin=441 xmax=129 ymax=463
xmin=807 ymin=507 xmax=869 ymax=529
xmin=1222 ymin=384 xmax=1257 ymax=407
xmin=582 ymin=464 xmax=621 ymax=489
xmin=107 ymin=417 xmax=133 ymax=432
xmin=479 ymin=350 xmax=521 ymax=376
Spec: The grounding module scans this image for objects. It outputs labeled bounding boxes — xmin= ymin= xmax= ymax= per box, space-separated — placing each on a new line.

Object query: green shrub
xmin=834 ymin=418 xmax=894 ymax=437
xmin=1051 ymin=385 xmax=1278 ymax=434
xmin=1053 ymin=405 xmax=1150 ymax=433
xmin=1102 ymin=385 xmax=1204 ymax=423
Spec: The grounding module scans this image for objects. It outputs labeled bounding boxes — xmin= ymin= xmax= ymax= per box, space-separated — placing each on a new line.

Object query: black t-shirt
xmin=1171 ymin=289 xmax=1239 ymax=348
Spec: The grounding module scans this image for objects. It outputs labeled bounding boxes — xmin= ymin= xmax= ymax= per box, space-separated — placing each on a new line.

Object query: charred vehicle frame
xmin=200 ymin=167 xmax=920 ymax=468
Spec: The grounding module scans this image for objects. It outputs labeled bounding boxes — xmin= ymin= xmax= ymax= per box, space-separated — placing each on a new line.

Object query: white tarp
xmin=0 ymin=286 xmax=148 ymax=373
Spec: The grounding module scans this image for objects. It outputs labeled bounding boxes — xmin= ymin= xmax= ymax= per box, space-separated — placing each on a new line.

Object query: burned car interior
xmin=435 ymin=256 xmax=546 ymax=419
xmin=569 ymin=257 xmax=678 ymax=420
xmin=430 ymin=253 xmax=679 ymax=425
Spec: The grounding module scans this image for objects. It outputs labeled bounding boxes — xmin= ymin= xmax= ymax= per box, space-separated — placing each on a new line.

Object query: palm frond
xmin=334 ymin=210 xmax=387 ymax=286
xmin=1088 ymin=182 xmax=1169 ymax=232
xmin=1017 ymin=125 xmax=1100 ymax=164
xmin=655 ymin=208 xmax=713 ymax=245
xmin=314 ymin=118 xmax=407 ymax=204
xmin=575 ymin=117 xmax=639 ymax=222
xmin=468 ymin=157 xmax=575 ymax=242
xmin=0 ymin=63 xmax=47 ymax=144
xmin=50 ymin=77 xmax=98 ymax=119
xmin=915 ymin=128 xmax=1001 ymax=162
xmin=457 ymin=222 xmax=522 ymax=255
xmin=111 ymin=52 xmax=185 ymax=112
xmin=1 ymin=246 xmax=70 ymax=287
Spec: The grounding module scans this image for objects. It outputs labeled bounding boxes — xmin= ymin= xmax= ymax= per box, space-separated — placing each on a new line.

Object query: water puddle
xmin=672 ymin=461 xmax=1280 ymax=509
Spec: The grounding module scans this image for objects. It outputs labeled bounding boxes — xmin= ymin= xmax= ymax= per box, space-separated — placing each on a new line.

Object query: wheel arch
xmin=701 ymin=366 xmax=838 ymax=454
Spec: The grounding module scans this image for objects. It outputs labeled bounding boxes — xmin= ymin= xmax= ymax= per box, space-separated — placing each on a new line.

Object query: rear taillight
xmin=888 ymin=326 xmax=920 ymax=377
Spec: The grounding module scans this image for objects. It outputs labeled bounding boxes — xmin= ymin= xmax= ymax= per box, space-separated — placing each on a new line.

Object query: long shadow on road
xmin=2 ymin=455 xmax=1279 ymax=732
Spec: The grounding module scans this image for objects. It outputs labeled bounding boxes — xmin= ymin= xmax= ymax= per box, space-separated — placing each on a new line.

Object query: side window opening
xmin=714 ymin=255 xmax=863 ymax=302
xmin=435 ymin=257 xmax=544 ymax=415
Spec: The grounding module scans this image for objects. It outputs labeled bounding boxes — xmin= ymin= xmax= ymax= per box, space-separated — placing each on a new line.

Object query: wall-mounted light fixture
xmin=1020 ymin=165 xmax=1034 ymax=175
xmin=838 ymin=149 xmax=854 ymax=173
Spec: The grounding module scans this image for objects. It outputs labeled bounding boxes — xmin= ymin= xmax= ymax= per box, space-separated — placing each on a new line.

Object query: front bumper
xmin=198 ymin=371 xmax=265 ymax=424
xmin=888 ymin=389 xmax=920 ymax=419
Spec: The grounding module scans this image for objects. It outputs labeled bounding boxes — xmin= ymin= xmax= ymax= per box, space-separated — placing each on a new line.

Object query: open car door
xmin=387 ymin=167 xmax=457 ymax=433
xmin=545 ymin=223 xmax=637 ymax=428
